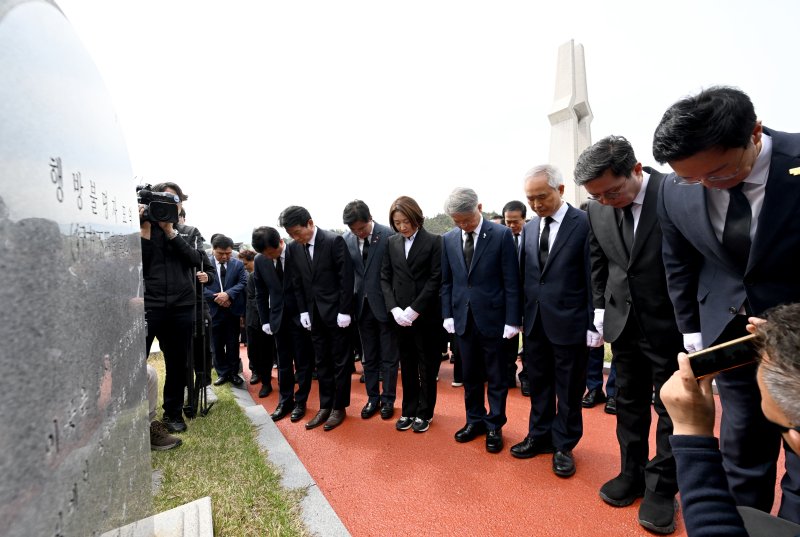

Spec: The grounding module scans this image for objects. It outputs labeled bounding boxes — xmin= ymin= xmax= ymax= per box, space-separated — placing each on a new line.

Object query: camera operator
xmin=661 ymin=303 xmax=800 ymax=537
xmin=140 ymin=181 xmax=208 ymax=433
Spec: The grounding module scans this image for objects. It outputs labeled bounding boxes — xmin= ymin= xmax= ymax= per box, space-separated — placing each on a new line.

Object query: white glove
xmin=593 ymin=308 xmax=605 ymax=339
xmin=503 ymin=325 xmax=520 ymax=339
xmin=443 ymin=318 xmax=455 ymax=334
xmin=586 ymin=330 xmax=604 ymax=347
xmin=403 ymin=307 xmax=420 ymax=324
xmin=337 ymin=313 xmax=352 ymax=328
xmin=262 ymin=323 xmax=272 ymax=335
xmin=300 ymin=312 xmax=311 ymax=330
xmin=683 ymin=332 xmax=704 ymax=353
xmin=391 ymin=307 xmax=411 ymax=327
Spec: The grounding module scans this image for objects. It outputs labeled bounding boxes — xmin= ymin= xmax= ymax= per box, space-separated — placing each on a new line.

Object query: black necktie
xmin=275 ymin=258 xmax=284 ymax=283
xmin=219 ymin=262 xmax=226 ymax=291
xmin=622 ymin=204 xmax=635 ymax=254
xmin=362 ymin=236 xmax=370 ymax=263
xmin=539 ymin=217 xmax=553 ymax=268
xmin=463 ymin=231 xmax=474 ymax=269
xmin=304 ymin=244 xmax=312 ymax=266
xmin=723 ymin=182 xmax=752 ymax=271
xmin=514 ymin=234 xmax=520 ymax=253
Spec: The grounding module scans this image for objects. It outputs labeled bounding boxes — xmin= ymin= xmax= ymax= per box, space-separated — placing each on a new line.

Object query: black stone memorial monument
xmin=0 ymin=1 xmax=152 ymax=536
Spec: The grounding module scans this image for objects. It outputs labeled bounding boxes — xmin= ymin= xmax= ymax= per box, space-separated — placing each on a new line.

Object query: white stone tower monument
xmin=548 ymin=39 xmax=592 ymax=206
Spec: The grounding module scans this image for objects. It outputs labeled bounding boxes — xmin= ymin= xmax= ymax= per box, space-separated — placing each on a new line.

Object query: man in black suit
xmin=511 ymin=165 xmax=600 ymax=478
xmin=654 ymin=86 xmax=800 ymax=523
xmin=574 ymin=136 xmax=684 ymax=534
xmin=205 ymin=234 xmax=248 ymax=387
xmin=342 ymin=200 xmax=399 ymax=420
xmin=252 ymin=226 xmax=314 ymax=423
xmin=280 ymin=206 xmax=355 ymax=431
xmin=501 ymin=200 xmax=527 ymax=394
xmin=441 ymin=187 xmax=521 ymax=454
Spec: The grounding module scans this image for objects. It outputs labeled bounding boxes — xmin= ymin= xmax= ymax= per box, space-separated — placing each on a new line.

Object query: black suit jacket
xmin=289 ymin=227 xmax=354 ymax=328
xmin=253 ymin=249 xmax=301 ymax=334
xmin=380 ymin=227 xmax=442 ymax=323
xmin=587 ymin=168 xmax=682 ymax=348
xmin=658 ymin=128 xmax=800 ymax=344
xmin=522 ymin=204 xmax=591 ymax=346
xmin=345 ymin=222 xmax=394 ymax=322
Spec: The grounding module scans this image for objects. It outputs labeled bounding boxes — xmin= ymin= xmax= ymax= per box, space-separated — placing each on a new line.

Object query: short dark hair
xmin=756 ymin=303 xmax=800 ymax=424
xmin=574 ymin=135 xmax=638 ymax=186
xmin=211 ymin=235 xmax=234 ymax=250
xmin=151 ymin=181 xmax=188 ymax=201
xmin=652 ymin=86 xmax=756 ymax=164
xmin=342 ymin=200 xmax=372 ymax=226
xmin=237 ymin=249 xmax=256 ymax=262
xmin=279 ymin=206 xmax=312 ymax=229
xmin=502 ymin=200 xmax=527 ymax=219
xmin=251 ymin=226 xmax=281 ymax=253
xmin=388 ymin=196 xmax=424 ymax=232
xmin=179 ymin=208 xmax=186 ymax=218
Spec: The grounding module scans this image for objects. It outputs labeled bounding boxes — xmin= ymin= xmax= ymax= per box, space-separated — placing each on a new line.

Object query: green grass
xmin=149 ymin=353 xmax=307 ymax=537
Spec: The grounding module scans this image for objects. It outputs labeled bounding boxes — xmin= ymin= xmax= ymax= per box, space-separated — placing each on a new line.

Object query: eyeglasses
xmin=586 ymin=175 xmax=630 ymax=201
xmin=673 ymin=146 xmax=748 ymax=185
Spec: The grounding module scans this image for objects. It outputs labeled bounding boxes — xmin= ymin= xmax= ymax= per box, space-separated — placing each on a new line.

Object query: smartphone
xmin=687 ymin=334 xmax=758 ymax=379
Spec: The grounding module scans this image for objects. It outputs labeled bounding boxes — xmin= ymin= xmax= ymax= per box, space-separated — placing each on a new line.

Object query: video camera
xmin=136 ymin=184 xmax=180 ymax=223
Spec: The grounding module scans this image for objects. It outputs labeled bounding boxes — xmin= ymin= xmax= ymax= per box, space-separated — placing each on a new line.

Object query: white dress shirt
xmin=539 ymin=201 xmax=569 ymax=253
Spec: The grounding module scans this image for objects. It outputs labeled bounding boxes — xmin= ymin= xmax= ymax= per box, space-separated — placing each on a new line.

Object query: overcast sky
xmin=56 ymin=0 xmax=800 ymax=243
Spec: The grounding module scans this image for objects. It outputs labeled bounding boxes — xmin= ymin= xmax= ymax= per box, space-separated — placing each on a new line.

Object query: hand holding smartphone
xmin=687 ymin=334 xmax=758 ymax=379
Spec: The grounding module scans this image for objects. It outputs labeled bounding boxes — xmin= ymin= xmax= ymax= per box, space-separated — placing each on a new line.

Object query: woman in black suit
xmin=380 ymin=196 xmax=443 ymax=433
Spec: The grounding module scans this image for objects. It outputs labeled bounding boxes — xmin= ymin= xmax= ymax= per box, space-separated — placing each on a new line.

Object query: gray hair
xmin=524 ymin=164 xmax=563 ymax=189
xmin=757 ymin=304 xmax=800 ymax=424
xmin=444 ymin=187 xmax=479 ymax=215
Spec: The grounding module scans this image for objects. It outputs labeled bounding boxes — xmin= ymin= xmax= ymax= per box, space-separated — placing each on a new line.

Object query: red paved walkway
xmin=241 ymin=348 xmax=784 ymax=536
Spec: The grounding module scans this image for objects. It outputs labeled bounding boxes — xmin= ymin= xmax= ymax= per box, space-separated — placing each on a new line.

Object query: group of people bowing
xmin=220 ymin=86 xmax=799 ymax=536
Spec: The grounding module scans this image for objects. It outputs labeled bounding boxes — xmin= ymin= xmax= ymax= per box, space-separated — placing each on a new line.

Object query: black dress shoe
xmin=361 ymin=400 xmax=379 ymax=419
xmin=486 ymin=429 xmax=504 ymax=453
xmin=380 ymin=404 xmax=394 ymax=420
xmin=553 ymin=450 xmax=576 ymax=478
xmin=271 ymin=403 xmax=291 ymax=421
xmin=520 ymin=379 xmax=531 ymax=397
xmin=454 ymin=422 xmax=487 ymax=443
xmin=290 ymin=403 xmax=306 ymax=422
xmin=213 ymin=376 xmax=229 ymax=386
xmin=581 ymin=388 xmax=606 ymax=408
xmin=258 ymin=383 xmax=273 ymax=398
xmin=638 ymin=489 xmax=677 ymax=534
xmin=230 ymin=375 xmax=244 ymax=387
xmin=250 ymin=372 xmax=261 ymax=385
xmin=510 ymin=436 xmax=555 ymax=459
xmin=323 ymin=409 xmax=346 ymax=431
xmin=599 ymin=473 xmax=645 ymax=507
xmin=305 ymin=409 xmax=331 ymax=430
xmin=604 ymin=396 xmax=617 ymax=415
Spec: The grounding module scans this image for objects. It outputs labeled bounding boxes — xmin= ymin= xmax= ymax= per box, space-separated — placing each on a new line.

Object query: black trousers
xmin=524 ymin=313 xmax=588 ymax=450
xmin=396 ymin=320 xmax=441 ymax=420
xmin=503 ymin=335 xmax=520 ymax=388
xmin=310 ymin=305 xmax=352 ymax=410
xmin=715 ymin=315 xmax=800 ymax=523
xmin=145 ymin=306 xmax=193 ymax=419
xmin=246 ymin=324 xmax=275 ymax=382
xmin=456 ymin=309 xmax=508 ymax=430
xmin=358 ymin=301 xmax=399 ymax=405
xmin=611 ymin=318 xmax=680 ymax=497
xmin=211 ymin=311 xmax=241 ymax=379
xmin=275 ymin=319 xmax=314 ymax=407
